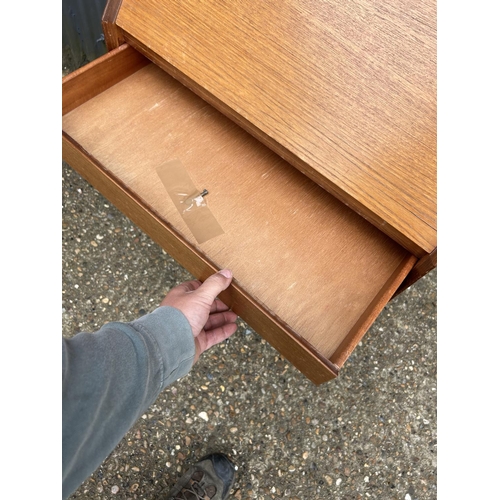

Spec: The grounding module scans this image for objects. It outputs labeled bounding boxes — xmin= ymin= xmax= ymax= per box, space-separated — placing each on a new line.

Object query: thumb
xmin=196 ymin=269 xmax=233 ymax=303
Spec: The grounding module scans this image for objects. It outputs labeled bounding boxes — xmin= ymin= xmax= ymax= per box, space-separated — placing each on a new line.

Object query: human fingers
xmin=210 ymin=298 xmax=231 ymax=314
xmin=197 ymin=322 xmax=238 ymax=356
xmin=173 ymin=280 xmax=202 ymax=294
xmin=160 ymin=280 xmax=201 ymax=305
xmin=204 ymin=310 xmax=238 ymax=332
xmin=194 ymin=269 xmax=233 ymax=305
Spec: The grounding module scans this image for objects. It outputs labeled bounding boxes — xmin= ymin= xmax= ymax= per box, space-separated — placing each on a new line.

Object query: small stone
xmin=324 ymin=475 xmax=333 ymax=486
xmin=185 ymin=417 xmax=193 ymax=424
xmin=405 ymin=495 xmax=412 ymax=500
xmin=198 ymin=412 xmax=209 ymax=421
xmin=302 ymin=451 xmax=309 ymax=459
xmin=90 ymin=241 xmax=98 ymax=247
xmin=111 ymin=485 xmax=119 ymax=494
xmin=336 ymin=478 xmax=342 ymax=486
xmin=102 ymin=298 xmax=109 ymax=304
xmin=130 ymin=484 xmax=139 ymax=492
xmin=364 ymin=476 xmax=369 ymax=482
xmin=230 ymin=427 xmax=238 ymax=433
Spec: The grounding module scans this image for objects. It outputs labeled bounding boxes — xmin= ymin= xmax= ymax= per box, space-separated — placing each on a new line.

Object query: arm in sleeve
xmin=62 ymin=305 xmax=195 ymax=499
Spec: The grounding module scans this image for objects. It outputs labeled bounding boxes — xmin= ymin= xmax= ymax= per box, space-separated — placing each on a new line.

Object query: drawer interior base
xmin=63 ymin=57 xmax=411 ymax=363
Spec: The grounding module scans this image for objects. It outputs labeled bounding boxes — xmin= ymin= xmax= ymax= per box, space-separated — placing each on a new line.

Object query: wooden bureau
xmin=62 ymin=0 xmax=436 ymax=384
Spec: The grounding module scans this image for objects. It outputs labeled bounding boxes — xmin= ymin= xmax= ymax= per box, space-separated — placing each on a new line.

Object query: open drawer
xmin=62 ymin=44 xmax=417 ymax=384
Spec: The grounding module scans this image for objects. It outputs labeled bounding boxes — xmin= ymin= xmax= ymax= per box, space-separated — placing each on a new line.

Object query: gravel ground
xmin=62 ymin=161 xmax=437 ymax=500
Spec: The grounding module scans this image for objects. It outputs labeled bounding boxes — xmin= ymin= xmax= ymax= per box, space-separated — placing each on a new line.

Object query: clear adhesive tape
xmin=156 ymin=159 xmax=224 ymax=244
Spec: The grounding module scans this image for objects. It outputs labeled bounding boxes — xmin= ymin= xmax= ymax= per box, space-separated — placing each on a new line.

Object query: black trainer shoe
xmin=166 ymin=453 xmax=236 ymax=500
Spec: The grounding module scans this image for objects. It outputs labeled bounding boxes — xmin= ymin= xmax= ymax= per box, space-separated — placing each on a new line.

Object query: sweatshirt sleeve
xmin=62 ymin=306 xmax=195 ymax=499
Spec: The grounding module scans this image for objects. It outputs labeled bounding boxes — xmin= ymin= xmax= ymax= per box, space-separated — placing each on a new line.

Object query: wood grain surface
xmin=114 ymin=0 xmax=437 ymax=257
xmin=394 ymin=248 xmax=437 ymax=296
xmin=62 ymin=63 xmax=411 ymax=359
xmin=102 ymin=0 xmax=125 ymax=51
xmin=62 ymin=43 xmax=147 ymax=115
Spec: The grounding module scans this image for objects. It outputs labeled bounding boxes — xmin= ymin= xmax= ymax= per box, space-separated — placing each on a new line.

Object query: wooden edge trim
xmin=393 ymin=248 xmax=437 ymax=297
xmin=62 ymin=43 xmax=148 ymax=115
xmin=102 ymin=0 xmax=125 ymax=51
xmin=329 ymin=253 xmax=418 ymax=369
xmin=120 ymin=31 xmax=432 ymax=259
xmin=62 ymin=133 xmax=338 ymax=385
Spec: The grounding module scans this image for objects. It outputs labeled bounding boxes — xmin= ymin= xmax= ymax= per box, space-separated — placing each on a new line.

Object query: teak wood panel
xmin=62 ymin=60 xmax=412 ymax=370
xmin=394 ymin=248 xmax=437 ymax=297
xmin=114 ymin=0 xmax=437 ymax=257
xmin=62 ymin=43 xmax=148 ymax=116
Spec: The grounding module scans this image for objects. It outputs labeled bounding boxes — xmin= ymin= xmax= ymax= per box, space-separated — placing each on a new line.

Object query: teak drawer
xmin=62 ymin=44 xmax=417 ymax=384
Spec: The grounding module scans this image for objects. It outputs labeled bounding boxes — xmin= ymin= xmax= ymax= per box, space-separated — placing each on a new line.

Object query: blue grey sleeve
xmin=62 ymin=306 xmax=195 ymax=499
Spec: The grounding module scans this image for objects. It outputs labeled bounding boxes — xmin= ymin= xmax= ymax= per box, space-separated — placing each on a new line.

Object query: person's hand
xmin=160 ymin=269 xmax=238 ymax=363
